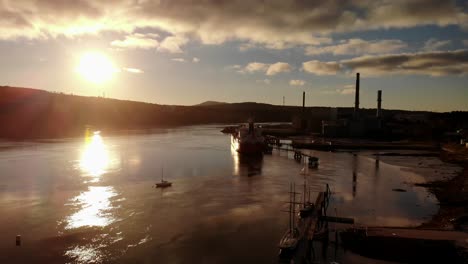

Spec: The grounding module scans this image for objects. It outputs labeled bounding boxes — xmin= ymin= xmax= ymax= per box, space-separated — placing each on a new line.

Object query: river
xmin=0 ymin=125 xmax=454 ymax=263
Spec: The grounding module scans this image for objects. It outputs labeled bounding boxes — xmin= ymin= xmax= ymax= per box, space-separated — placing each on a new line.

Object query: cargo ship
xmin=231 ymin=121 xmax=267 ymax=155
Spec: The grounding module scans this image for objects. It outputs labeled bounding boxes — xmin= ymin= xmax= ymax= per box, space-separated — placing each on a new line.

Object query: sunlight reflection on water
xmin=65 ymin=245 xmax=104 ymax=264
xmin=80 ymin=131 xmax=109 ymax=178
xmin=62 ymin=131 xmax=124 ymax=263
xmin=65 ymin=186 xmax=118 ymax=229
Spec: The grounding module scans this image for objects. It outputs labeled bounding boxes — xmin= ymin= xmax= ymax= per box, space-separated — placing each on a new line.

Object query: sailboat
xmin=299 ymin=180 xmax=314 ymax=218
xmin=278 ymin=183 xmax=300 ymax=257
xmin=155 ymin=167 xmax=172 ymax=188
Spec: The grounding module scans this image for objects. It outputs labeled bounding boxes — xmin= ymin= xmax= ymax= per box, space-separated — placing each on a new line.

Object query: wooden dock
xmin=292 ymin=140 xmax=439 ymax=151
xmin=266 ymin=135 xmax=439 ymax=151
xmin=269 ymin=142 xmax=319 ymax=167
xmin=280 ymin=184 xmax=339 ymax=263
xmin=340 ymin=227 xmax=468 ymax=263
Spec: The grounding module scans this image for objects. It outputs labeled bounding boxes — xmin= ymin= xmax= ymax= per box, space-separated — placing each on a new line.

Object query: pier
xmin=280 ymin=184 xmax=355 ymax=263
xmin=292 ymin=140 xmax=439 ymax=151
xmin=266 ymin=135 xmax=439 ymax=152
xmin=266 ymin=137 xmax=319 ymax=168
xmin=271 ymin=135 xmax=468 ymax=263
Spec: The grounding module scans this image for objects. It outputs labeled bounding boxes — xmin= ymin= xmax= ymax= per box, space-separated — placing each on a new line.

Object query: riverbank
xmin=274 ymin=133 xmax=468 ymax=262
xmin=291 ymin=137 xmax=439 ymax=151
xmin=339 ymin=144 xmax=468 ymax=263
xmin=418 ymin=144 xmax=468 ymax=230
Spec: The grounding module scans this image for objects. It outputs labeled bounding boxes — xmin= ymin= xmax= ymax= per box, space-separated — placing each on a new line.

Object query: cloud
xmin=239 ymin=42 xmax=256 ymax=51
xmin=256 ymin=79 xmax=271 ymax=85
xmin=289 ymin=79 xmax=305 ymax=86
xmin=302 ymin=60 xmax=341 ymax=75
xmin=338 ymin=85 xmax=355 ymax=95
xmin=192 ymin=57 xmax=200 ymax=63
xmin=303 ymin=49 xmax=468 ymax=77
xmin=0 ymin=1 xmax=466 ymax=50
xmin=225 ymin=64 xmax=242 ymax=72
xmin=305 ymin=39 xmax=407 ymax=56
xmin=158 ymin=35 xmax=188 ymax=53
xmin=111 ymin=33 xmax=159 ymax=49
xmin=342 ymin=49 xmax=468 ymax=76
xmin=266 ymin=62 xmax=292 ymax=76
xmin=423 ymin=38 xmax=451 ymax=51
xmin=241 ymin=62 xmax=292 ymax=75
xmin=244 ymin=62 xmax=270 ymax=73
xmin=321 ymin=85 xmax=355 ymax=95
xmin=110 ymin=33 xmax=190 ymax=54
xmin=363 ymin=0 xmax=468 ymax=30
xmin=124 ymin=67 xmax=144 ymax=73
xmin=171 ymin=58 xmax=185 ymax=62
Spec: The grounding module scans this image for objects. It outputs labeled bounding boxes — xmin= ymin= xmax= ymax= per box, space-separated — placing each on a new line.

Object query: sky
xmin=0 ymin=0 xmax=467 ymax=112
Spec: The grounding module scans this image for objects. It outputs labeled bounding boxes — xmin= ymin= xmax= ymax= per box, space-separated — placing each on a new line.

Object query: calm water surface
xmin=0 ymin=125 xmax=442 ymax=263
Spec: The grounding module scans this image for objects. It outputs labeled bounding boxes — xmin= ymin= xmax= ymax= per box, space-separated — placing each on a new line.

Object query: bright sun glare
xmin=80 ymin=131 xmax=109 ymax=177
xmin=76 ymin=52 xmax=116 ymax=84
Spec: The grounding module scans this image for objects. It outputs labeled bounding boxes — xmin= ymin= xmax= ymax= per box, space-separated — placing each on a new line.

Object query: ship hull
xmin=231 ymin=136 xmax=265 ymax=155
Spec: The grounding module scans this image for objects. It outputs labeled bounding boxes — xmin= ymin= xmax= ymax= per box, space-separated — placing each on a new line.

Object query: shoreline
xmin=335 ymin=143 xmax=468 ymax=262
xmin=418 ymin=144 xmax=468 ymax=230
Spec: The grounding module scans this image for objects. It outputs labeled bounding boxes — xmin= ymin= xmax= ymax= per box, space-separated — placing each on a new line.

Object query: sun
xmin=76 ymin=51 xmax=117 ymax=84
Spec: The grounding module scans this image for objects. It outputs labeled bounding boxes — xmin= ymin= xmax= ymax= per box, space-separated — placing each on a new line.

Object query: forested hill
xmin=0 ymin=86 xmax=305 ymax=139
xmin=0 ymin=86 xmax=465 ymax=140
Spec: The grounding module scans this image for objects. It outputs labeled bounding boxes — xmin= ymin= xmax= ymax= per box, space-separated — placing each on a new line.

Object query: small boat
xmin=299 ymin=203 xmax=314 ymax=218
xmin=278 ymin=183 xmax=300 ymax=258
xmin=299 ymin=180 xmax=314 ymax=218
xmin=156 ymin=180 xmax=172 ymax=188
xmin=278 ymin=228 xmax=300 ymax=256
xmin=155 ymin=168 xmax=172 ymax=188
xmin=308 ymin=156 xmax=319 ymax=168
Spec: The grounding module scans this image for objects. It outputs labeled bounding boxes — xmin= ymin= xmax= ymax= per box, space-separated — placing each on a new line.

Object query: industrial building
xmin=292 ymin=73 xmax=385 ymax=138
xmin=322 ymin=73 xmax=384 ymax=138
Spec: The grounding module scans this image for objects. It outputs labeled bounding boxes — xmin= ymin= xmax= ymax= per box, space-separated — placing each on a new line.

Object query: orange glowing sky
xmin=0 ymin=0 xmax=467 ymax=111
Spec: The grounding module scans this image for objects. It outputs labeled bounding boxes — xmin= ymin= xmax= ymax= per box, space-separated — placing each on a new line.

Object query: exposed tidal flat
xmin=0 ymin=125 xmax=461 ymax=263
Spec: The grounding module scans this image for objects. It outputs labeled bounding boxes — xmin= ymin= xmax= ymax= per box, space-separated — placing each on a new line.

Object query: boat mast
xmin=289 ymin=182 xmax=292 ymax=232
xmin=303 ymin=179 xmax=307 ymax=207
xmin=292 ymin=183 xmax=295 ymax=230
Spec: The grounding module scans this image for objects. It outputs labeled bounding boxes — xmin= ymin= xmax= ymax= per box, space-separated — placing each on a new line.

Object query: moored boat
xmin=278 ymin=228 xmax=300 ymax=256
xmin=308 ymin=156 xmax=319 ymax=168
xmin=155 ymin=168 xmax=172 ymax=188
xmin=231 ymin=120 xmax=267 ymax=155
xmin=278 ymin=183 xmax=301 ymax=258
xmin=299 ymin=180 xmax=314 ymax=218
xmin=155 ymin=180 xmax=172 ymax=188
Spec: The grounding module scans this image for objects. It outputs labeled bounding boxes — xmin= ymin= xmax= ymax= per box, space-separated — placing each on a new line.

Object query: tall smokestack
xmin=302 ymin=91 xmax=305 ymax=110
xmin=377 ymin=90 xmax=382 ymax=118
xmin=354 ymin=73 xmax=360 ymax=119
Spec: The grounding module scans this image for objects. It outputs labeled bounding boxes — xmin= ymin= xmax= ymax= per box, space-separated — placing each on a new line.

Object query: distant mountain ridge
xmin=0 ymin=86 xmax=303 ymax=139
xmin=0 ymin=86 xmax=465 ymax=140
xmin=196 ymin=101 xmax=228 ymax=106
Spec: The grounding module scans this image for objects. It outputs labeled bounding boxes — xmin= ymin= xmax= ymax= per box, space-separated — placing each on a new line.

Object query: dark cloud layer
xmin=303 ymin=50 xmax=468 ymax=76
xmin=0 ymin=0 xmax=466 ymax=47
